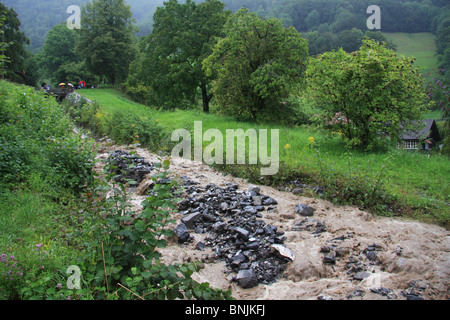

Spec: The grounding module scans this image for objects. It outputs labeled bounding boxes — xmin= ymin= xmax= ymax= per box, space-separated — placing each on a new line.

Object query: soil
xmin=95 ymin=142 xmax=450 ymax=300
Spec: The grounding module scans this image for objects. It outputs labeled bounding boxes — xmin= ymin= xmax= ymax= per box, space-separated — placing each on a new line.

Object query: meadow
xmin=383 ymin=32 xmax=438 ymax=77
xmin=79 ymin=88 xmax=449 ymax=227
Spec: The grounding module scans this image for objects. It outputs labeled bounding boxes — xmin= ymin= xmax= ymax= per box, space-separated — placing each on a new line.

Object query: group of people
xmin=78 ymin=80 xmax=86 ymax=89
xmin=41 ymin=79 xmax=97 ymax=93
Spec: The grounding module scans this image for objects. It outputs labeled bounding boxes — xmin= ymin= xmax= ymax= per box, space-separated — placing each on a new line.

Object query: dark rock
xmin=365 ymin=250 xmax=378 ymax=262
xmin=353 ymin=271 xmax=371 ymax=280
xmin=233 ymin=227 xmax=250 ymax=240
xmin=292 ymin=187 xmax=304 ymax=195
xmin=231 ymin=252 xmax=247 ymax=268
xmin=174 ymin=223 xmax=190 ymax=243
xmin=243 ymin=206 xmax=257 ymax=214
xmin=317 ymin=295 xmax=333 ymax=300
xmin=247 ymin=186 xmax=260 ymax=196
xmin=212 ymin=221 xmax=227 ymax=232
xmin=107 ymin=150 xmax=154 ymax=184
xmin=196 ymin=241 xmax=205 ymax=250
xmin=236 ymin=269 xmax=258 ymax=289
xmin=404 ymin=293 xmax=424 ymax=300
xmin=246 ymin=241 xmax=260 ymax=250
xmin=255 ymin=205 xmax=264 ymax=212
xmin=262 ymin=196 xmax=278 ymax=205
xmin=324 ymin=252 xmax=336 ymax=264
xmin=294 ymin=204 xmax=315 ymax=216
xmin=181 ymin=212 xmax=202 ymax=229
xmin=370 ymin=287 xmax=393 ymax=297
xmin=173 ymin=179 xmax=291 ymax=287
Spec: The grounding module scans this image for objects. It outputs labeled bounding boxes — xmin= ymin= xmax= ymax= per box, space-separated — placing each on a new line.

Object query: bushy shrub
xmin=63 ymin=94 xmax=169 ymax=152
xmin=0 ymin=81 xmax=96 ymax=193
xmin=73 ymin=161 xmax=233 ymax=300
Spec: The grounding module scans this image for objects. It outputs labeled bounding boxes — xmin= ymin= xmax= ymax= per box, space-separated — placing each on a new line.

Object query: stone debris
xmin=173 ymin=181 xmax=294 ymax=287
xmin=107 ymin=149 xmax=154 ymax=184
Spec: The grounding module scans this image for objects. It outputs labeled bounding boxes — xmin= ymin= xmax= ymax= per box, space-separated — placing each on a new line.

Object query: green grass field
xmin=383 ymin=32 xmax=438 ymax=76
xmin=80 ymin=89 xmax=449 ymax=227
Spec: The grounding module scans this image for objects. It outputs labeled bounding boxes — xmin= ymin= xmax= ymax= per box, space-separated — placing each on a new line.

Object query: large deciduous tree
xmin=38 ymin=23 xmax=80 ymax=82
xmin=203 ymin=8 xmax=309 ymax=122
xmin=306 ymin=38 xmax=428 ymax=150
xmin=77 ymin=0 xmax=137 ymax=85
xmin=0 ymin=3 xmax=30 ymax=83
xmin=137 ymin=0 xmax=231 ymax=111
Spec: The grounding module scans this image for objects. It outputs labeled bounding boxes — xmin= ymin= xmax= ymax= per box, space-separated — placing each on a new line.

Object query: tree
xmin=305 ymin=9 xmax=320 ymax=31
xmin=364 ymin=31 xmax=397 ymax=51
xmin=38 ymin=23 xmax=80 ymax=83
xmin=136 ymin=0 xmax=231 ymax=111
xmin=0 ymin=3 xmax=30 ymax=83
xmin=0 ymin=14 xmax=8 ymax=79
xmin=303 ymin=31 xmax=336 ymax=56
xmin=336 ymin=28 xmax=363 ymax=52
xmin=435 ymin=17 xmax=450 ymax=55
xmin=203 ymin=8 xmax=309 ymax=122
xmin=306 ymin=38 xmax=428 ymax=150
xmin=77 ymin=0 xmax=137 ymax=84
xmin=331 ymin=8 xmax=363 ymax=33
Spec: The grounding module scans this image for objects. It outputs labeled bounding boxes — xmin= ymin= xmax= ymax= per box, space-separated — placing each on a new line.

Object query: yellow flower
xmin=131 ymin=124 xmax=135 ymax=127
xmin=308 ymin=137 xmax=315 ymax=144
xmin=284 ymin=144 xmax=291 ymax=150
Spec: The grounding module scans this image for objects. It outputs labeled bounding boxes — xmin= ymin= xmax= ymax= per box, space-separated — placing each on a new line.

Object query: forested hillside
xmin=3 ymin=0 xmax=449 ymax=51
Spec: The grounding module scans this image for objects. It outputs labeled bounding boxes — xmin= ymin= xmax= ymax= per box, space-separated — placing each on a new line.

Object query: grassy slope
xmin=383 ymin=32 xmax=438 ymax=76
xmin=80 ymin=89 xmax=449 ymax=226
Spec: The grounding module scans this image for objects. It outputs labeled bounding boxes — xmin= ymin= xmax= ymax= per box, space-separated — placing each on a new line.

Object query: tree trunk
xmin=201 ymin=83 xmax=212 ymax=113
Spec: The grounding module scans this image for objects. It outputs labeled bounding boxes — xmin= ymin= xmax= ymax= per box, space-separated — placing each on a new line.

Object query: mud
xmin=96 ymin=143 xmax=450 ymax=300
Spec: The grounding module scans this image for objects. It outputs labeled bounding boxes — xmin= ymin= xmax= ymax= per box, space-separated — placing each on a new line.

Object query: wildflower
xmin=308 ymin=137 xmax=315 ymax=144
xmin=56 ymin=283 xmax=63 ymax=289
xmin=284 ymin=144 xmax=291 ymax=150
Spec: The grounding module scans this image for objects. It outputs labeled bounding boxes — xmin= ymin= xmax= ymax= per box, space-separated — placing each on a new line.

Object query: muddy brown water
xmin=95 ymin=143 xmax=449 ymax=300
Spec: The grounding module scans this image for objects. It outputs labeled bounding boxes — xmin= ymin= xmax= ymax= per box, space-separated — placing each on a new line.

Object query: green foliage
xmin=77 ymin=0 xmax=137 ymax=84
xmin=62 ymin=93 xmax=170 ymax=152
xmin=0 ymin=81 xmax=96 ymax=192
xmin=1 ymin=82 xmax=232 ymax=300
xmin=0 ymin=15 xmax=9 ymax=78
xmin=75 ymin=161 xmax=233 ymax=300
xmin=130 ymin=0 xmax=231 ymax=112
xmin=336 ymin=28 xmax=364 ymax=53
xmin=36 ymin=23 xmax=82 ymax=83
xmin=306 ymin=38 xmax=428 ymax=151
xmin=0 ymin=3 xmax=31 ymax=84
xmin=105 ymin=112 xmax=167 ymax=150
xmin=312 ymin=144 xmax=397 ymax=214
xmin=203 ymin=8 xmax=309 ymax=123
